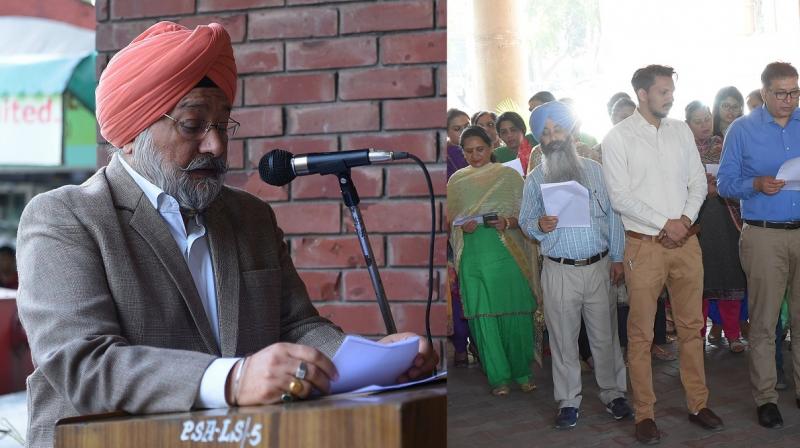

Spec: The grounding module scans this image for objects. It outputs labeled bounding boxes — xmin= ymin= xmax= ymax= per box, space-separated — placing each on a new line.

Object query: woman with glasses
xmin=686 ymin=100 xmax=747 ymax=353
xmin=448 ymin=126 xmax=538 ymax=396
xmin=712 ymin=86 xmax=745 ymax=138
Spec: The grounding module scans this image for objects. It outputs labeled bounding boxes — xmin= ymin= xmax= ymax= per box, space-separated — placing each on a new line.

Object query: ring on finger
xmin=295 ymin=361 xmax=307 ymax=380
xmin=289 ymin=379 xmax=304 ymax=396
xmin=280 ymin=392 xmax=294 ymax=403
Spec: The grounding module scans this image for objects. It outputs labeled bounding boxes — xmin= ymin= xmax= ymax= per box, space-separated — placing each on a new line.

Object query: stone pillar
xmin=471 ymin=0 xmax=528 ymax=111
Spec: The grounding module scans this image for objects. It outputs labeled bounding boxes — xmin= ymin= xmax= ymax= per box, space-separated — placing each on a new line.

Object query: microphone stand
xmin=336 ymin=170 xmax=397 ymax=334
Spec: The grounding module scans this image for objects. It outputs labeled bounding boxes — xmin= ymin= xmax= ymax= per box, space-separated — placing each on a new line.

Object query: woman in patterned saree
xmin=447 ymin=125 xmax=538 ymax=396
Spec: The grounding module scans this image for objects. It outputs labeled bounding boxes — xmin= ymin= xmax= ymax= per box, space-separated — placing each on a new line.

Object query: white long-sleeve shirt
xmin=601 ymin=109 xmax=707 ymax=235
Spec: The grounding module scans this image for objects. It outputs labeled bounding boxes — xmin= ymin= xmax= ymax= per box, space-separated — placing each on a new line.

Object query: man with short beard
xmin=519 ymin=101 xmax=630 ymax=430
xmin=14 ymin=22 xmax=437 ymax=448
xmin=602 ymin=65 xmax=721 ymax=444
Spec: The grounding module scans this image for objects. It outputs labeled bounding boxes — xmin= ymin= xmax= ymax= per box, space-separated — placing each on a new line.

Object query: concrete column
xmin=471 ymin=0 xmax=528 ymax=111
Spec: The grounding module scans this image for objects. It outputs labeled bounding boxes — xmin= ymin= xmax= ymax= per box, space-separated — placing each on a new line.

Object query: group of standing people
xmin=447 ymin=61 xmax=800 ymax=444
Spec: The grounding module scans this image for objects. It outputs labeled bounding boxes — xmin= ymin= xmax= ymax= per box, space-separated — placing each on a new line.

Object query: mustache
xmin=542 ymin=139 xmax=569 ymax=155
xmin=179 ymin=155 xmax=228 ymax=175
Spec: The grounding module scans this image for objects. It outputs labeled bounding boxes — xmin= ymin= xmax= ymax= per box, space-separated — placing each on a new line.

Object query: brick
xmin=339 ymin=67 xmax=434 ymax=101
xmin=386 ymin=165 xmax=446 ymax=197
xmin=233 ymin=42 xmax=283 ymax=74
xmin=198 ymin=0 xmax=284 ymax=13
xmin=340 ymin=0 xmax=433 ymax=34
xmin=316 ymin=303 xmax=447 ymax=335
xmin=341 ymin=131 xmax=438 ymax=162
xmin=291 ymin=167 xmax=383 ymax=200
xmin=248 ymin=136 xmax=339 ymax=167
xmin=224 ymin=172 xmax=289 ymax=201
xmin=388 ymin=235 xmax=447 ymax=267
xmin=287 ymin=0 xmax=351 ymax=4
xmin=344 ymin=201 xmax=433 ymax=233
xmin=343 ymin=269 xmax=436 ymax=301
xmin=96 ymin=52 xmax=110 ymax=80
xmin=272 ymin=202 xmax=341 ymax=235
xmin=298 ymin=270 xmax=341 ymax=301
xmin=232 ymin=107 xmax=283 ymax=138
xmin=111 ymin=0 xmax=194 ymax=19
xmin=234 ymin=78 xmax=243 ymax=107
xmin=286 ymin=37 xmax=376 ymax=71
xmin=292 ymin=235 xmax=385 ymax=269
xmin=226 ymin=139 xmax=245 ymax=169
xmin=245 ymin=73 xmax=335 ymax=106
xmin=437 ymin=66 xmax=446 ymax=96
xmin=383 ymin=98 xmax=446 ymax=130
xmin=96 ymin=0 xmax=109 ymax=21
xmin=175 ymin=14 xmax=247 ymax=42
xmin=96 ymin=21 xmax=153 ymax=52
xmin=287 ymin=102 xmax=379 ymax=134
xmin=381 ymin=32 xmax=446 ymax=64
xmin=436 ymin=0 xmax=446 ymax=28
xmin=249 ymin=7 xmax=337 ymax=40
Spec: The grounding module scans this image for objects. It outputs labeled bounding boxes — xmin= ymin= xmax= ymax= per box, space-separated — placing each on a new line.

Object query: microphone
xmin=259 ymin=148 xmax=408 ymax=186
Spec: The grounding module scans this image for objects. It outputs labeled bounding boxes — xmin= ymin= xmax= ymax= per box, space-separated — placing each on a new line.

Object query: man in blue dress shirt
xmin=718 ymin=61 xmax=800 ymax=429
xmin=519 ymin=101 xmax=630 ymax=430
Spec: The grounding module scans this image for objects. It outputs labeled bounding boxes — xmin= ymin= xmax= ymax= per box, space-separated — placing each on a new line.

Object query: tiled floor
xmin=448 ymin=339 xmax=799 ymax=447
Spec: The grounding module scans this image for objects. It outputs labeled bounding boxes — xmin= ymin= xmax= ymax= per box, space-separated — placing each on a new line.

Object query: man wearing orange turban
xmin=16 ymin=22 xmax=437 ymax=448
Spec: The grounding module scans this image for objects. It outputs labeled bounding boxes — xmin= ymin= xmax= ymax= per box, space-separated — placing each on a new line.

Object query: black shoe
xmin=606 ymin=397 xmax=633 ymax=420
xmin=756 ymin=403 xmax=783 ymax=429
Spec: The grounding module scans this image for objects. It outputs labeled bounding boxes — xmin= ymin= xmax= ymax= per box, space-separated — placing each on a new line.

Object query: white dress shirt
xmin=119 ymin=155 xmax=237 ymax=408
xmin=601 ymin=109 xmax=707 ymax=235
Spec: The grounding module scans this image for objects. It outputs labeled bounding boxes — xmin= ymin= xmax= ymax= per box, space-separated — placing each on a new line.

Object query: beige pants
xmin=739 ymin=224 xmax=800 ymax=405
xmin=624 ymin=235 xmax=707 ymax=422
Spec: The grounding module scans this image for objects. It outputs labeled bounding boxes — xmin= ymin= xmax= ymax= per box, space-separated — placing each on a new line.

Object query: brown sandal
xmin=520 ymin=382 xmax=537 ymax=392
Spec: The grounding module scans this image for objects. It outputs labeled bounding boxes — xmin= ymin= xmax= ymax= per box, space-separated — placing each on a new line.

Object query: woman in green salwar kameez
xmin=447 ymin=126 xmax=539 ymax=396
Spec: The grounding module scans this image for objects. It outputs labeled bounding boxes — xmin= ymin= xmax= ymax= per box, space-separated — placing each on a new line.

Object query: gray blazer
xmin=16 ymin=155 xmax=344 ymax=448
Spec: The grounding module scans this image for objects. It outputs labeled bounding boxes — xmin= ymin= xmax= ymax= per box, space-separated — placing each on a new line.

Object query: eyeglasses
xmin=163 ymin=114 xmax=240 ymax=140
xmin=720 ymin=103 xmax=742 ymax=112
xmin=768 ymin=89 xmax=800 ymax=100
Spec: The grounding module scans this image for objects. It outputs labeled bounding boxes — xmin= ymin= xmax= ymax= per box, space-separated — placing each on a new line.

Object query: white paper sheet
xmin=705 ymin=163 xmax=720 ymax=176
xmin=776 ymin=156 xmax=800 ymax=190
xmin=325 ymin=371 xmax=447 ymax=398
xmin=502 ymin=158 xmax=525 ymax=177
xmin=540 ymin=181 xmax=591 ymax=228
xmin=329 ymin=335 xmax=419 ymax=394
xmin=453 ymin=214 xmax=485 ymax=226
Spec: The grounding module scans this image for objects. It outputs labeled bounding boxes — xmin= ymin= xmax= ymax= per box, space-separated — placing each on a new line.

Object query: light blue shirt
xmin=118 ymin=155 xmax=237 ymax=408
xmin=718 ymin=105 xmax=800 ymax=221
xmin=519 ymin=157 xmax=625 ymax=262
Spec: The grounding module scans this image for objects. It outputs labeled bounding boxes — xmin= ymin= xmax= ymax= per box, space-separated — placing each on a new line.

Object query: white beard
xmin=129 ymin=127 xmax=227 ymax=212
xmin=542 ymin=139 xmax=586 ymax=187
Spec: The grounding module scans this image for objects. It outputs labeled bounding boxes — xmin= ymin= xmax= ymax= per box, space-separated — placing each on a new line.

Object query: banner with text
xmin=0 ymin=94 xmax=63 ymax=166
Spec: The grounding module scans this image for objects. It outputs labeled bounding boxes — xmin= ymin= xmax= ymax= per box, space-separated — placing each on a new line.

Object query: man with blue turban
xmin=519 ymin=101 xmax=630 ymax=430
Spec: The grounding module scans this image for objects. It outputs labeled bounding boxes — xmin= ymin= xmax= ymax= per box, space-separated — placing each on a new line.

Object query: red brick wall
xmin=96 ymin=0 xmax=447 ymax=358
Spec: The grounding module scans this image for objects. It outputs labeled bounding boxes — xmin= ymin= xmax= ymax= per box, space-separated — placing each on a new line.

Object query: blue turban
xmin=529 ymin=101 xmax=576 ymax=141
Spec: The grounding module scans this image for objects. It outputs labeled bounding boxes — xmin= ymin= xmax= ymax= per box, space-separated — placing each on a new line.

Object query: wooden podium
xmin=55 ymin=383 xmax=446 ymax=448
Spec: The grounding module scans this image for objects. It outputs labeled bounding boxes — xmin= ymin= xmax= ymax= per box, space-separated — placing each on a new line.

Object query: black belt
xmin=547 ymin=250 xmax=609 ymax=266
xmin=744 ymin=220 xmax=800 ymax=230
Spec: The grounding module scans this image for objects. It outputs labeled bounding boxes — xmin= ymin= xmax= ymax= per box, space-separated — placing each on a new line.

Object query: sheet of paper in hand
xmin=776 ymin=156 xmax=800 ymax=190
xmin=452 ymin=214 xmax=485 ymax=226
xmin=540 ymin=180 xmax=591 ymax=228
xmin=502 ymin=158 xmax=524 ymax=177
xmin=329 ymin=335 xmax=419 ymax=394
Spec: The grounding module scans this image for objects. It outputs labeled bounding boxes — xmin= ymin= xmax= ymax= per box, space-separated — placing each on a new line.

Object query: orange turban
xmin=96 ymin=21 xmax=237 ymax=148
